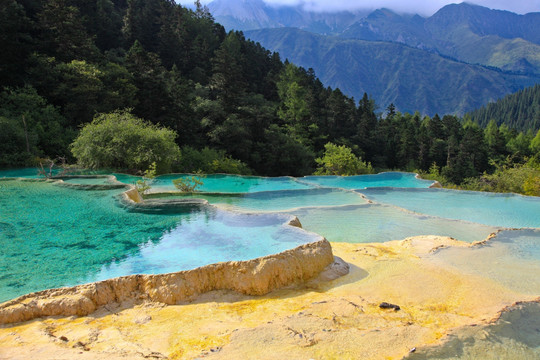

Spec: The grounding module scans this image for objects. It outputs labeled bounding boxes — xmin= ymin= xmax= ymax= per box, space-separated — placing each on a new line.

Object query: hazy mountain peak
xmin=208 ymin=0 xmax=370 ymax=33
xmin=208 ymin=0 xmax=269 ymax=21
xmin=367 ymin=8 xmax=400 ymax=19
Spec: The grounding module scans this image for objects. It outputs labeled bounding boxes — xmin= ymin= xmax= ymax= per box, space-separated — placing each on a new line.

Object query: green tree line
xmin=0 ymin=0 xmax=539 ymax=195
xmin=468 ymin=84 xmax=540 ymax=131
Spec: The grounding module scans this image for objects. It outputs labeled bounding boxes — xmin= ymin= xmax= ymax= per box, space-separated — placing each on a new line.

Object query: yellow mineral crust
xmin=0 ymin=239 xmax=334 ymax=324
xmin=0 ymin=236 xmax=536 ymax=360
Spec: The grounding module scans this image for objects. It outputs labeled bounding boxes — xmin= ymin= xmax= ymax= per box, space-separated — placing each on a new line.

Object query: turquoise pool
xmin=147 ymin=174 xmax=313 ymax=193
xmin=1 ymin=168 xmax=539 ymax=304
xmin=299 ymin=172 xmax=434 ymax=189
xmin=288 ymin=204 xmax=499 ymax=243
xmin=358 ymin=188 xmax=540 ymax=228
xmin=146 ymin=188 xmax=368 ymax=212
xmin=0 ymin=179 xmax=318 ymax=302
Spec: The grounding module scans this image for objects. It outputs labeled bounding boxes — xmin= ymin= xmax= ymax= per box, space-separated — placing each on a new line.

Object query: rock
xmin=0 ymin=239 xmax=337 ymax=324
xmin=287 ymin=216 xmax=303 ymax=228
xmin=379 ymin=302 xmax=401 ymax=311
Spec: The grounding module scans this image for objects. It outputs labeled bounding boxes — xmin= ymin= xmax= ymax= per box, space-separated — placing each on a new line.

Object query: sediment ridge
xmin=0 ymin=239 xmax=336 ymax=325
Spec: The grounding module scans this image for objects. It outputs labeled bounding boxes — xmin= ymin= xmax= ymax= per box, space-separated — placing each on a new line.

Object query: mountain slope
xmin=424 ymin=3 xmax=540 ymax=74
xmin=246 ymin=27 xmax=540 ymax=115
xmin=340 ymin=4 xmax=540 ymax=75
xmin=468 ymin=84 xmax=540 ymax=131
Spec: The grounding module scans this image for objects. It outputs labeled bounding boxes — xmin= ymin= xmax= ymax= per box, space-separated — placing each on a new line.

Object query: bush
xmin=424 ymin=160 xmax=540 ymax=196
xmin=135 ymin=162 xmax=157 ymax=196
xmin=314 ymin=142 xmax=373 ymax=176
xmin=172 ymin=172 xmax=205 ymax=192
xmin=175 ymin=146 xmax=251 ymax=175
xmin=71 ymin=110 xmax=180 ymax=173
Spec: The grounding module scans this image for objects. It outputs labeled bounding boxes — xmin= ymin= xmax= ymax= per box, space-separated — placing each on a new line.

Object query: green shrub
xmin=135 ymin=162 xmax=157 ymax=196
xmin=71 ymin=110 xmax=180 ymax=173
xmin=314 ymin=142 xmax=373 ymax=176
xmin=175 ymin=146 xmax=251 ymax=175
xmin=172 ymin=172 xmax=205 ymax=192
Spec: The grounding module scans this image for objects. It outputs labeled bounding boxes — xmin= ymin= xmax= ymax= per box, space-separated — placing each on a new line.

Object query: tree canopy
xmin=0 ymin=0 xmax=538 ymax=195
xmin=71 ymin=111 xmax=180 ymax=173
xmin=314 ymin=143 xmax=373 ymax=176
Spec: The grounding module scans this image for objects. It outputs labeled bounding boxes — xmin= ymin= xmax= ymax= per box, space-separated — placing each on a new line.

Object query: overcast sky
xmin=180 ymin=0 xmax=540 ymax=16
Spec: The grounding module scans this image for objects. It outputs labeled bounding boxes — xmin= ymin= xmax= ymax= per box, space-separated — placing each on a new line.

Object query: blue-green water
xmin=0 ymin=180 xmax=318 ymax=302
xmin=0 ymin=168 xmax=53 ymax=178
xmin=358 ymin=188 xmax=540 ymax=228
xmin=89 ymin=211 xmax=314 ymax=282
xmin=299 ymin=172 xmax=433 ymax=189
xmin=150 ymin=174 xmax=313 ymax=193
xmin=60 ymin=177 xmax=116 ymax=185
xmin=288 ymin=204 xmax=498 ymax=243
xmin=1 ymin=168 xmax=539 ymax=306
xmin=147 ymin=188 xmax=368 ymax=212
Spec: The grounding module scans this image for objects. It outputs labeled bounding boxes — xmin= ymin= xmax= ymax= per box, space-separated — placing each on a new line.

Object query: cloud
xmin=179 ymin=0 xmax=540 ymax=16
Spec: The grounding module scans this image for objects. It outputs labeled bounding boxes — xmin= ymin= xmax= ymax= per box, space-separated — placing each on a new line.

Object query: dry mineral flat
xmin=1 ymin=236 xmax=536 ymax=360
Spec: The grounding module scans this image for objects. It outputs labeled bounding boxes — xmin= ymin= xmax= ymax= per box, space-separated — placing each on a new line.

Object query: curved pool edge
xmin=0 ymin=238 xmax=339 ymax=325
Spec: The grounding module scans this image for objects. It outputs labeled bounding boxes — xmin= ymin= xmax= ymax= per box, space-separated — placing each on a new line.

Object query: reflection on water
xmin=147 ymin=188 xmax=368 ymax=212
xmin=89 ymin=211 xmax=315 ymax=282
xmin=1 ymin=167 xmax=540 ymax=360
xmin=0 ymin=180 xmax=318 ymax=302
xmin=150 ymin=174 xmax=313 ymax=193
xmin=407 ymin=302 xmax=540 ymax=360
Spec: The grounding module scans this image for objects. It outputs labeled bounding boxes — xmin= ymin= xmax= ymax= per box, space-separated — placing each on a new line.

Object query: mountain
xmin=207 ymin=0 xmax=276 ymax=30
xmin=423 ymin=3 xmax=540 ymax=74
xmin=207 ymin=0 xmax=369 ymax=33
xmin=341 ymin=3 xmax=540 ymax=73
xmin=245 ymin=27 xmax=540 ymax=115
xmin=468 ymin=84 xmax=540 ymax=131
xmin=211 ymin=1 xmax=540 ymax=115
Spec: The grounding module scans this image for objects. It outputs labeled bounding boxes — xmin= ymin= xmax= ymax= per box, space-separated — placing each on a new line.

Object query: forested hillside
xmin=213 ymin=1 xmax=540 ymax=116
xmin=468 ymin=84 xmax=540 ymax=131
xmin=0 ymin=0 xmax=539 ymax=194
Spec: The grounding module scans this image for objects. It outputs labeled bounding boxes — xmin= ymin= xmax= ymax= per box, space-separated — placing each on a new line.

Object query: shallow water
xmin=148 ymin=188 xmax=367 ymax=212
xmin=150 ymin=174 xmax=314 ymax=193
xmin=359 ymin=188 xmax=540 ymax=228
xmin=300 ymin=172 xmax=433 ymax=189
xmin=288 ymin=204 xmax=499 ymax=243
xmin=1 ymin=168 xmax=539 ymax=316
xmin=0 ymin=180 xmax=318 ymax=302
xmin=407 ymin=301 xmax=540 ymax=360
xmin=59 ymin=177 xmax=115 ymax=185
xmin=428 ymin=229 xmax=540 ymax=295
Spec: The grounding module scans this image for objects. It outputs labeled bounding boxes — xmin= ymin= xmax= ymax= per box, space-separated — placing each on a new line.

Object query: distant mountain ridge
xmin=207 ymin=0 xmax=369 ymax=34
xmin=245 ymin=27 xmax=540 ymax=115
xmin=209 ymin=1 xmax=540 ymax=115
